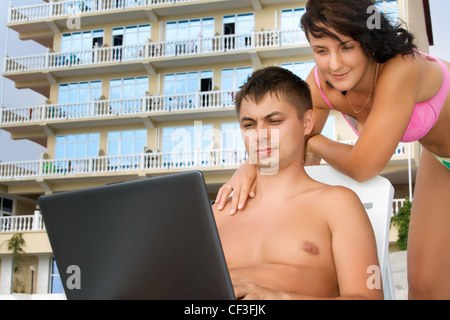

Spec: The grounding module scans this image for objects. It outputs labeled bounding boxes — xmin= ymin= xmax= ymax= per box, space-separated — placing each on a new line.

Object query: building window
xmin=161 ymin=124 xmax=214 ymax=167
xmin=109 ymin=77 xmax=148 ymax=113
xmin=61 ymin=29 xmax=104 ymax=52
xmin=322 ymin=116 xmax=336 ymax=141
xmin=375 ymin=0 xmax=399 ymax=24
xmin=58 ymin=81 xmax=102 ymax=104
xmin=165 ymin=18 xmax=214 ymax=55
xmin=221 ymin=122 xmax=245 ymax=150
xmin=50 ymin=259 xmax=64 ymax=294
xmin=281 ymin=8 xmax=307 ymax=44
xmin=55 ymin=133 xmax=100 ymax=159
xmin=281 ymin=61 xmax=316 ymax=80
xmin=281 ymin=8 xmax=305 ymax=30
xmin=221 ymin=67 xmax=252 ymax=105
xmin=57 ymin=81 xmax=102 ymax=118
xmin=162 ymin=124 xmax=213 ymax=153
xmin=107 ymin=129 xmax=147 ymax=156
xmin=221 ymin=67 xmax=252 ymax=90
xmin=164 ymin=70 xmax=213 ymax=95
xmin=223 ymin=13 xmax=254 ymax=35
xmin=0 ymin=197 xmax=13 ymax=216
xmin=112 ymin=24 xmax=150 ymax=59
xmin=163 ymin=71 xmax=213 ymax=109
xmin=223 ymin=13 xmax=254 ymax=49
xmin=109 ymin=77 xmax=148 ymax=99
xmin=166 ymin=18 xmax=214 ymax=41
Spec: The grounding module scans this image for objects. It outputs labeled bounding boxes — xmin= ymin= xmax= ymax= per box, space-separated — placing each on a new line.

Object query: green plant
xmin=2 ymin=233 xmax=26 ymax=274
xmin=4 ymin=233 xmax=25 ymax=256
xmin=2 ymin=234 xmax=27 ymax=293
xmin=391 ymin=198 xmax=412 ymax=251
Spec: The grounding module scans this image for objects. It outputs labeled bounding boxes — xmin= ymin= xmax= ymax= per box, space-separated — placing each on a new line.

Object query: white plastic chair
xmin=305 ymin=165 xmax=395 ymax=300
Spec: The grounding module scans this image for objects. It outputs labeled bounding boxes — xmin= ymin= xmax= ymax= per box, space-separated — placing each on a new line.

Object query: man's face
xmin=239 ymin=93 xmax=307 ymax=173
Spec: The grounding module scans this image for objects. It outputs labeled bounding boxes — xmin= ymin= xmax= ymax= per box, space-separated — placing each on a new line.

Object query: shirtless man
xmin=212 ymin=67 xmax=383 ymax=300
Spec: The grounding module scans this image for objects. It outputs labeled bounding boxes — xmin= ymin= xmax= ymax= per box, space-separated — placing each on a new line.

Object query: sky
xmin=0 ymin=0 xmax=449 ymax=162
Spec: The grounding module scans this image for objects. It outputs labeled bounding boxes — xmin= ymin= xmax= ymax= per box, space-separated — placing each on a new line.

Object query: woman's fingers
xmin=215 ymin=184 xmax=232 ymax=210
xmin=216 ymin=163 xmax=257 ymax=214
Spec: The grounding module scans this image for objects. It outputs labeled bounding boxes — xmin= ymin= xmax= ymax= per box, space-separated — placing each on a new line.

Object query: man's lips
xmin=257 ymin=148 xmax=274 ymax=156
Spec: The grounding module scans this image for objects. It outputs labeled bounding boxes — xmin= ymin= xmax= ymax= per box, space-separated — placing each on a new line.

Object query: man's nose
xmin=256 ymin=127 xmax=270 ymax=143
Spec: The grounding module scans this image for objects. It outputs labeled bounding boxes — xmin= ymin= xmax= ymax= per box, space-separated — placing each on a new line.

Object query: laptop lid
xmin=38 ymin=170 xmax=235 ymax=300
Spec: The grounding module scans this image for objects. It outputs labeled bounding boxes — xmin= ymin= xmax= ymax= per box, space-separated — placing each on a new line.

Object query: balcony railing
xmin=0 ymin=148 xmax=247 ymax=181
xmin=0 ymin=213 xmax=45 ymax=233
xmin=3 ymin=29 xmax=306 ymax=74
xmin=0 ymin=90 xmax=237 ymax=125
xmin=8 ymin=0 xmax=202 ymax=23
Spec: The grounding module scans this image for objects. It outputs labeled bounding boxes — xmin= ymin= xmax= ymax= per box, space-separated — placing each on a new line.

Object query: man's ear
xmin=303 ymin=109 xmax=315 ymax=136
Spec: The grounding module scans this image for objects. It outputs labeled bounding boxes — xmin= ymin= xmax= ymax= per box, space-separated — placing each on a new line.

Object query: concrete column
xmin=0 ymin=255 xmax=13 ymax=295
xmin=36 ymin=254 xmax=52 ymax=294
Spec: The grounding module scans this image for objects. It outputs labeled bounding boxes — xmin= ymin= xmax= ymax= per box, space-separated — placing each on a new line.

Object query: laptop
xmin=38 ymin=170 xmax=235 ymax=300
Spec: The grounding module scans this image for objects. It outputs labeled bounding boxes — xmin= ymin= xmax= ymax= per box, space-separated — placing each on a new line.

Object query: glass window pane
xmin=108 ymin=140 xmax=119 ymax=156
xmin=76 ymin=142 xmax=87 ymax=158
xmin=121 ymin=140 xmax=133 ymax=154
xmin=66 ymin=142 xmax=76 ymax=158
xmin=51 ymin=260 xmax=64 ymax=294
xmin=108 ymin=131 xmax=120 ymax=140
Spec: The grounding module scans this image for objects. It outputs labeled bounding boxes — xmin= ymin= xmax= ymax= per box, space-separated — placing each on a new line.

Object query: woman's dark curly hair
xmin=300 ymin=0 xmax=417 ymax=63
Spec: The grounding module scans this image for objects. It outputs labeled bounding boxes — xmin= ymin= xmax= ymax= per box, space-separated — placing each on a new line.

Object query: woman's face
xmin=309 ymin=30 xmax=371 ymax=92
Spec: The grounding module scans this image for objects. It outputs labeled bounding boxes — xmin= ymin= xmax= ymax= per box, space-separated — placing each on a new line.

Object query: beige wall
xmin=0 ymin=232 xmax=52 ymax=255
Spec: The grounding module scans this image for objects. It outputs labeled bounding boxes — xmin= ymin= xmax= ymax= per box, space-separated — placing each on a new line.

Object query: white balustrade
xmin=0 ymin=148 xmax=248 ymax=180
xmin=3 ymin=29 xmax=306 ymax=74
xmin=392 ymin=198 xmax=407 ymax=216
xmin=0 ymin=214 xmax=45 ymax=233
xmin=8 ymin=0 xmax=202 ymax=23
xmin=0 ymin=90 xmax=236 ymax=125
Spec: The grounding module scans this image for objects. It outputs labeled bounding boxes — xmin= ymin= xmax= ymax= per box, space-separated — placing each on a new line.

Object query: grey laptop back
xmin=38 ymin=170 xmax=235 ymax=300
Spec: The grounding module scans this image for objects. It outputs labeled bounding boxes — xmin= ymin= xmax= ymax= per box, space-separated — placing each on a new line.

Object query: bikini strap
xmin=314 ymin=66 xmax=336 ymax=110
xmin=314 ymin=67 xmax=362 ymax=137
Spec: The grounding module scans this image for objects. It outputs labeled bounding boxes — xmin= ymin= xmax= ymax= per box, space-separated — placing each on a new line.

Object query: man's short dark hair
xmin=235 ymin=66 xmax=313 ymax=118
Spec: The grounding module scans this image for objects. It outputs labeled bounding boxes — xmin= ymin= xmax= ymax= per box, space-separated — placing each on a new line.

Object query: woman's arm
xmin=215 ymin=160 xmax=257 ymax=214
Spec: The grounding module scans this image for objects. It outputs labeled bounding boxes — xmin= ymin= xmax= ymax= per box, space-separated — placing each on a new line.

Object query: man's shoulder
xmin=299 ymin=180 xmax=360 ymax=203
xmin=301 ymin=182 xmax=366 ymax=217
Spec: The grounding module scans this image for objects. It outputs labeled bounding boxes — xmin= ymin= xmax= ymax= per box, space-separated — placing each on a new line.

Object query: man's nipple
xmin=302 ymin=241 xmax=320 ymax=255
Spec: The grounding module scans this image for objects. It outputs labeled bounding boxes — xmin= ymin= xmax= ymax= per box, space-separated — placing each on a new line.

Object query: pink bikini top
xmin=314 ymin=52 xmax=449 ymax=142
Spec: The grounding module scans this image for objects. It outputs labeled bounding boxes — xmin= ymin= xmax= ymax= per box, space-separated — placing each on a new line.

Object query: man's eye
xmin=271 ymin=120 xmax=282 ymax=124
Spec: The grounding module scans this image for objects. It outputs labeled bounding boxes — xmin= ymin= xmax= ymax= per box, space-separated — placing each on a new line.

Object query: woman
xmin=215 ymin=0 xmax=450 ymax=299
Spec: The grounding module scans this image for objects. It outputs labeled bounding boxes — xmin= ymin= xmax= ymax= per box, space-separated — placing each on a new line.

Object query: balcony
xmin=0 ymin=90 xmax=237 ymax=138
xmin=7 ymin=0 xmax=301 ymax=40
xmin=7 ymin=0 xmax=208 ymax=47
xmin=2 ymin=29 xmax=309 ymax=94
xmin=8 ymin=0 xmax=202 ymax=23
xmin=0 ymin=148 xmax=247 ymax=186
xmin=0 ymin=212 xmax=45 ymax=233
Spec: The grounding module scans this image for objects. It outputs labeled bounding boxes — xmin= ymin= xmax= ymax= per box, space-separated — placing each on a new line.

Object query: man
xmin=212 ymin=67 xmax=383 ymax=300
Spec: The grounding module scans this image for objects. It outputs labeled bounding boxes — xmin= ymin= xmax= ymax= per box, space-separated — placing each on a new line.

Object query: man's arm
xmin=327 ymin=186 xmax=383 ymax=300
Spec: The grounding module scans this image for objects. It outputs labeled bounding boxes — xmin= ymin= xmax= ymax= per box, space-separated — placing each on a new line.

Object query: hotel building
xmin=0 ymin=0 xmax=432 ymax=299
